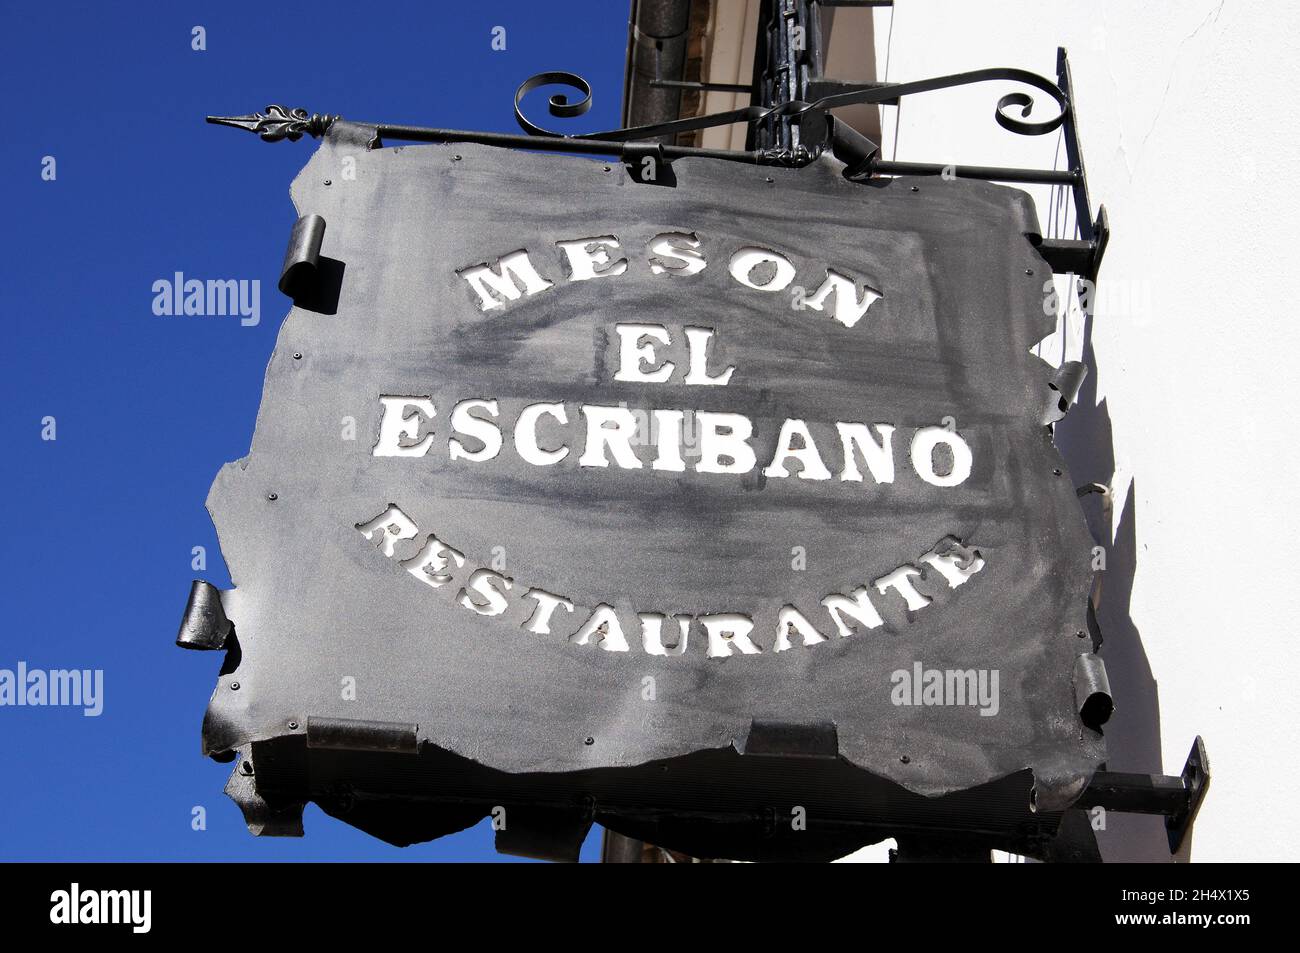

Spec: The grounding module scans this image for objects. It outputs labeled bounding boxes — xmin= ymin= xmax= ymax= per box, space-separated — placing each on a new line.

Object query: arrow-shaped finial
xmin=206 ymin=105 xmax=336 ymax=142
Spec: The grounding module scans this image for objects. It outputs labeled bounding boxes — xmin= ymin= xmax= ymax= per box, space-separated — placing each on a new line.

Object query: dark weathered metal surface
xmin=192 ymin=126 xmax=1108 ymax=857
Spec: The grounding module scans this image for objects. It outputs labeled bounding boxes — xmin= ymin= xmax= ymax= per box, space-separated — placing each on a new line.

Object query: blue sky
xmin=0 ymin=0 xmax=629 ymax=861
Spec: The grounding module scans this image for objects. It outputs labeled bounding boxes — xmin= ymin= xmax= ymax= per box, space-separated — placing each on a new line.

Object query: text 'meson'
xmin=456 ymin=233 xmax=881 ymax=329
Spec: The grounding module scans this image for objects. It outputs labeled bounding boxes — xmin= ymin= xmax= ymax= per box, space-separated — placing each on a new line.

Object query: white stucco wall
xmin=840 ymin=0 xmax=1298 ymax=862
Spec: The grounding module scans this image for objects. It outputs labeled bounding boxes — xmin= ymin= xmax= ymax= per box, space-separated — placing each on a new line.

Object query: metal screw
xmin=1026 ymin=268 xmax=1034 ymax=275
xmin=1076 ymin=630 xmax=1087 ymax=639
xmin=584 ymin=736 xmax=595 ymax=746
xmin=452 ymin=154 xmax=461 ymax=161
xmin=765 ymin=176 xmax=774 ymax=184
xmin=267 ymin=493 xmax=278 ymax=501
xmin=230 ymin=681 xmax=240 ymax=691
xmin=602 ymin=165 xmax=611 ymax=172
xmin=900 ymin=755 xmax=911 ymax=764
xmin=323 ymin=179 xmax=332 ymax=186
xmin=1053 ymin=468 xmax=1062 ymax=476
xmin=292 ymin=352 xmax=302 ymax=360
xmin=288 ymin=720 xmax=299 ymax=730
xmin=910 ymin=185 xmax=919 ymax=192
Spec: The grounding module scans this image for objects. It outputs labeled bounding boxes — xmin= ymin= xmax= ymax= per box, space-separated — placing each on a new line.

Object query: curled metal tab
xmin=622 ymin=141 xmax=673 ymax=185
xmin=1045 ymin=360 xmax=1088 ymax=424
xmin=829 ymin=116 xmax=879 ymax=178
xmin=324 ymin=119 xmax=381 ymax=150
xmin=306 ymin=716 xmax=419 ymax=754
xmin=175 ymin=580 xmax=232 ymax=651
xmin=1073 ymin=653 xmax=1113 ymax=730
xmin=278 ymin=214 xmax=326 ymax=298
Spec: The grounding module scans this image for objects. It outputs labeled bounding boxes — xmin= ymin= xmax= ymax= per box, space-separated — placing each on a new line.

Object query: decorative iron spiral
xmin=513 ymin=72 xmax=594 ymax=138
xmin=513 ymin=66 xmax=1068 ymax=143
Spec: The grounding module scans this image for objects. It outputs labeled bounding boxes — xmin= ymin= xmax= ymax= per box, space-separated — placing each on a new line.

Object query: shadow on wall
xmin=1053 ymin=299 xmax=1181 ymax=863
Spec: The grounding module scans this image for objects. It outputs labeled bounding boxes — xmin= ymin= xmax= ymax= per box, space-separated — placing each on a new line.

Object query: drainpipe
xmin=622 ymin=0 xmax=695 ymax=142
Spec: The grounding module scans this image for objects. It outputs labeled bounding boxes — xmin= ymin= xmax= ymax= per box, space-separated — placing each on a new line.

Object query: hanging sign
xmin=184 ymin=125 xmax=1105 ymax=859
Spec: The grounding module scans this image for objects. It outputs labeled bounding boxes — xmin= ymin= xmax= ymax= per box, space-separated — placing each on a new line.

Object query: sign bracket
xmin=208 ymin=49 xmax=1105 ymax=280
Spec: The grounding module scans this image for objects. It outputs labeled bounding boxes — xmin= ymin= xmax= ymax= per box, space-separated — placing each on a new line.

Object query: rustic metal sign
xmin=181 ymin=122 xmax=1111 ymax=860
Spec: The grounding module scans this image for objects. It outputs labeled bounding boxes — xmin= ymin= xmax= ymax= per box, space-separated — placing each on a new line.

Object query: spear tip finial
xmin=205 ymin=105 xmax=336 ymax=142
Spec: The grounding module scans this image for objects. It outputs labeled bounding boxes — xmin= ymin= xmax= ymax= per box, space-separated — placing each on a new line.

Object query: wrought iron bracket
xmin=1028 ymin=48 xmax=1109 ymax=287
xmin=807 ymin=78 xmax=897 ymax=107
xmin=830 ymin=49 xmax=1108 ymax=285
xmin=1075 ymin=736 xmax=1212 ymax=854
xmin=207 ymin=49 xmax=1107 ymax=283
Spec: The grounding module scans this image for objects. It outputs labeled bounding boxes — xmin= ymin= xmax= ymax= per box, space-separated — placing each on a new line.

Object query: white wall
xmin=852 ymin=0 xmax=1300 ymax=862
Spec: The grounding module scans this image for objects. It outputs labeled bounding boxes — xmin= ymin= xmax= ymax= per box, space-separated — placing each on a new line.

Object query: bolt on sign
xmin=178 ymin=121 xmax=1108 ymax=861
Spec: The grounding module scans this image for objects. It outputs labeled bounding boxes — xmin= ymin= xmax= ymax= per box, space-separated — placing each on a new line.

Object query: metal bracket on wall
xmin=206 ymin=47 xmax=1104 ymax=280
xmin=1075 ymin=736 xmax=1212 ymax=854
xmin=1029 ymin=48 xmax=1109 ymax=288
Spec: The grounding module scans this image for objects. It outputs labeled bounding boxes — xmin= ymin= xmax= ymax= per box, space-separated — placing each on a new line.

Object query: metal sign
xmin=180 ymin=120 xmax=1121 ymax=861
